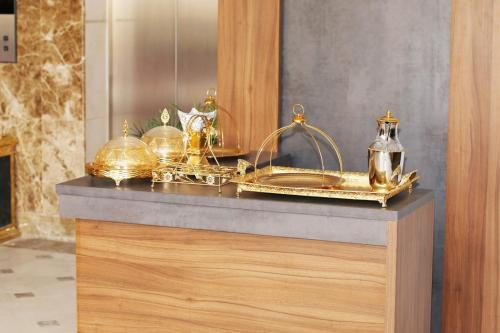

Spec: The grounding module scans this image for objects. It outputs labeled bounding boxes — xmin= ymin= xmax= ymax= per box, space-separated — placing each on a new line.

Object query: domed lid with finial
xmin=250 ymin=104 xmax=344 ymax=188
xmin=377 ymin=110 xmax=400 ymax=124
xmin=142 ymin=108 xmax=184 ymax=163
xmin=92 ymin=120 xmax=158 ymax=171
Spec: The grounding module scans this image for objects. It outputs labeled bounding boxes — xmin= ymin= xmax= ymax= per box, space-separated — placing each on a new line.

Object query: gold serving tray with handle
xmin=231 ymin=166 xmax=419 ymax=208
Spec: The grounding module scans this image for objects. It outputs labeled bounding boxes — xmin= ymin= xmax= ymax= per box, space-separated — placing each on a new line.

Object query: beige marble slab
xmin=0 ymin=0 xmax=84 ymax=240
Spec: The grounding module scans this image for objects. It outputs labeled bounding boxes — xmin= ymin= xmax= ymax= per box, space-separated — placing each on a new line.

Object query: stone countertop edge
xmin=56 ymin=176 xmax=434 ymax=222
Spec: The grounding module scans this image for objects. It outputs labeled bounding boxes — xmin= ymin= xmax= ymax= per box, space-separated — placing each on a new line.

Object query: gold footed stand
xmin=151 ymin=114 xmax=245 ymax=192
xmin=87 ymin=120 xmax=157 ymax=186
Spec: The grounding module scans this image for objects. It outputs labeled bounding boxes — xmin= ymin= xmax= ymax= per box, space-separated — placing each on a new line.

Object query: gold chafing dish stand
xmin=152 ymin=113 xmax=246 ymax=192
xmin=231 ymin=104 xmax=419 ymax=207
xmin=232 ymin=166 xmax=419 ymax=208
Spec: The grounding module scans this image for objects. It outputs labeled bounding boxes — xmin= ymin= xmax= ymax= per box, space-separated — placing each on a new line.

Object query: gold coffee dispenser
xmin=368 ymin=110 xmax=405 ymax=191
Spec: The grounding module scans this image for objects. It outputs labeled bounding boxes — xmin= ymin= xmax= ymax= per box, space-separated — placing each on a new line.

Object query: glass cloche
xmin=88 ymin=120 xmax=158 ymax=186
xmin=251 ymin=104 xmax=344 ymax=188
xmin=141 ymin=108 xmax=184 ymax=164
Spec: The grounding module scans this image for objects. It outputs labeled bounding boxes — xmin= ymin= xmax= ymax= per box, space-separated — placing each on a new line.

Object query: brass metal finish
xmin=203 ymin=88 xmax=217 ymax=108
xmin=208 ymin=89 xmax=246 ymax=158
xmin=369 ymin=110 xmax=405 ymax=191
xmin=254 ymin=104 xmax=344 ymax=176
xmin=141 ymin=108 xmax=184 ymax=164
xmin=89 ymin=120 xmax=158 ymax=186
xmin=377 ymin=110 xmax=400 ymax=124
xmin=232 ymin=166 xmax=419 ymax=208
xmin=185 ymin=114 xmax=212 ymax=165
xmin=255 ymin=173 xmax=341 ymax=188
xmin=152 ymin=163 xmax=238 ymax=189
xmin=231 ymin=105 xmax=417 ymax=207
xmin=0 ymin=136 xmax=20 ymax=242
xmin=209 ymin=146 xmax=247 ymax=158
xmin=236 ymin=104 xmax=345 ymax=195
xmin=152 ymin=114 xmax=243 ymax=192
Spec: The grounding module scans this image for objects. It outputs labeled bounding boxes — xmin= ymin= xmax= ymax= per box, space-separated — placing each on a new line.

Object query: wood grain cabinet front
xmin=76 ymin=202 xmax=433 ymax=333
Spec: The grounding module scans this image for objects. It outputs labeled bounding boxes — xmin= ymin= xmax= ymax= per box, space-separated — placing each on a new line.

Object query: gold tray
xmin=85 ymin=162 xmax=152 ymax=186
xmin=208 ymin=147 xmax=247 ymax=158
xmin=152 ymin=162 xmax=240 ymax=192
xmin=231 ymin=166 xmax=419 ymax=207
xmin=256 ymin=173 xmax=341 ymax=188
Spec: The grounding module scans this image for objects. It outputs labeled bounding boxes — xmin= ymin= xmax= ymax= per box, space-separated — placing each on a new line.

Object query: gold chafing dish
xmin=141 ymin=109 xmax=184 ymax=164
xmin=87 ymin=120 xmax=158 ymax=186
xmin=231 ymin=104 xmax=418 ymax=207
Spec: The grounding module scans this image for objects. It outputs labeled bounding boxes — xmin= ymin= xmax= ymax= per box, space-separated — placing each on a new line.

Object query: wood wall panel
xmin=77 ymin=219 xmax=387 ymax=333
xmin=386 ymin=202 xmax=434 ymax=333
xmin=217 ymin=0 xmax=280 ymax=152
xmin=481 ymin=0 xmax=500 ymax=331
xmin=443 ymin=0 xmax=500 ymax=332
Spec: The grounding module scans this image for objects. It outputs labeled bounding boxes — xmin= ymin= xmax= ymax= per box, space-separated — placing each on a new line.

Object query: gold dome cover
xmin=141 ymin=109 xmax=184 ymax=164
xmin=89 ymin=120 xmax=158 ymax=186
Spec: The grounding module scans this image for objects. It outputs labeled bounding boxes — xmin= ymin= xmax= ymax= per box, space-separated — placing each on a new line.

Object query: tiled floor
xmin=0 ymin=239 xmax=76 ymax=333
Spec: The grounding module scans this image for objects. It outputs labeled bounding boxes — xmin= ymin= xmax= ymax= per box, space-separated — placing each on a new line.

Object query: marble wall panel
xmin=40 ymin=0 xmax=84 ymax=122
xmin=40 ymin=0 xmax=85 ymax=223
xmin=0 ymin=0 xmax=43 ymax=219
xmin=0 ymin=0 xmax=84 ymax=240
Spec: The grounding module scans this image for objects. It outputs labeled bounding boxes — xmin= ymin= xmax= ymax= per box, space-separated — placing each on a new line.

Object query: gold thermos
xmin=368 ymin=111 xmax=405 ymax=191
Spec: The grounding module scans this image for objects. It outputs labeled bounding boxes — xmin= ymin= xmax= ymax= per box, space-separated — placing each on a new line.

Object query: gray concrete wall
xmin=279 ymin=1 xmax=450 ymax=331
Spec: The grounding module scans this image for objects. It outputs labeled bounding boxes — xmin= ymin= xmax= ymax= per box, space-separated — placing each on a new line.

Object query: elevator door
xmin=109 ymin=0 xmax=217 ymax=137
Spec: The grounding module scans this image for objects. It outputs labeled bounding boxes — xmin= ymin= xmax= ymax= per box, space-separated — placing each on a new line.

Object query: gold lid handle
xmin=204 ymin=88 xmax=217 ymax=107
xmin=206 ymin=87 xmax=217 ymax=97
xmin=292 ymin=103 xmax=306 ymax=123
xmin=122 ymin=120 xmax=129 ymax=138
xmin=160 ymin=108 xmax=170 ymax=126
xmin=377 ymin=110 xmax=400 ymax=124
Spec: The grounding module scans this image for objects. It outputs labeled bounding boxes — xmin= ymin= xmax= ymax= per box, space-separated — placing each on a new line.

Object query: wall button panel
xmin=0 ymin=10 xmax=16 ymax=63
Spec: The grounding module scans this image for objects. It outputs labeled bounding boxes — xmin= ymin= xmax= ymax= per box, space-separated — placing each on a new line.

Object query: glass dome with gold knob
xmin=88 ymin=120 xmax=158 ymax=186
xmin=141 ymin=108 xmax=184 ymax=165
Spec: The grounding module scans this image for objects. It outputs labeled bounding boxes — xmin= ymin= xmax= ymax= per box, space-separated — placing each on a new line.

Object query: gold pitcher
xmin=368 ymin=111 xmax=405 ymax=191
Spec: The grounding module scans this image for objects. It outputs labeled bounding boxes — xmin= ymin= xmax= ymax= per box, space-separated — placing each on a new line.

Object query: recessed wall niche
xmin=0 ymin=136 xmax=20 ymax=242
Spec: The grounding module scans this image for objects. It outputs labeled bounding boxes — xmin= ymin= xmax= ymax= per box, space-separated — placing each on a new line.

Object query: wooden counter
xmin=58 ymin=177 xmax=434 ymax=333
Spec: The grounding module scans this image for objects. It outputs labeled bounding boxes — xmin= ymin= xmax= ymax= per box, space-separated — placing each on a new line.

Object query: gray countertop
xmin=57 ymin=153 xmax=433 ymax=245
xmin=58 ymin=176 xmax=432 ymax=221
xmin=57 ymin=170 xmax=433 ymax=246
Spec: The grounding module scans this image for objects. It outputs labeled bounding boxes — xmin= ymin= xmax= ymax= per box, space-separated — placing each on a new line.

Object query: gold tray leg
xmin=380 ymin=198 xmax=388 ymax=208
